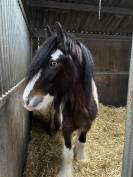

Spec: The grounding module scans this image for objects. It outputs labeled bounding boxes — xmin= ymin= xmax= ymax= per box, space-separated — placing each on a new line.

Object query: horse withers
xmin=22 ymin=22 xmax=99 ymax=177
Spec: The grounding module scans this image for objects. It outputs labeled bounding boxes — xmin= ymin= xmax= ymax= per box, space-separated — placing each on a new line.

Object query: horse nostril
xmin=26 ymin=99 xmax=29 ymax=105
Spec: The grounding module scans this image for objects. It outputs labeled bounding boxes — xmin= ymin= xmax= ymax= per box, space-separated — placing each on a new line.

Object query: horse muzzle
xmin=23 ymin=94 xmax=54 ymax=111
xmin=23 ymin=95 xmax=44 ymax=111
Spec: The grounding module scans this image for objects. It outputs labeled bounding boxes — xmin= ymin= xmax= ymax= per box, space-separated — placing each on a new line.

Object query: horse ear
xmin=76 ymin=39 xmax=81 ymax=46
xmin=46 ymin=25 xmax=53 ymax=37
xmin=55 ymin=22 xmax=64 ymax=40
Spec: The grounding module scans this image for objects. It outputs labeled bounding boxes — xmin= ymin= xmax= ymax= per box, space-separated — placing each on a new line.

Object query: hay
xmin=23 ymin=104 xmax=126 ymax=177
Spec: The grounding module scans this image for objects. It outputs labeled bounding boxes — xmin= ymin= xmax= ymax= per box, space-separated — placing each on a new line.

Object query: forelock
xmin=28 ymin=34 xmax=57 ymax=81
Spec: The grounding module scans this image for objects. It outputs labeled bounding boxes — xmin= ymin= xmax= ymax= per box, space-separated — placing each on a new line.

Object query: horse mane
xmin=80 ymin=42 xmax=94 ymax=104
xmin=28 ymin=34 xmax=57 ymax=80
xmin=69 ymin=41 xmax=94 ymax=109
xmin=62 ymin=36 xmax=94 ymax=109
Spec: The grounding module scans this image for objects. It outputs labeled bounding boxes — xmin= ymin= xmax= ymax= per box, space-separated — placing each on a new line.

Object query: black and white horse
xmin=22 ymin=23 xmax=99 ymax=177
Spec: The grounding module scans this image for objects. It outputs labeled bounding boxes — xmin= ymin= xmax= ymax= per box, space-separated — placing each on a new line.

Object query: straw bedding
xmin=23 ymin=104 xmax=126 ymax=177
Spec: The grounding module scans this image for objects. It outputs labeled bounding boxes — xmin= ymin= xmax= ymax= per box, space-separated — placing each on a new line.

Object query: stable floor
xmin=23 ymin=104 xmax=125 ymax=177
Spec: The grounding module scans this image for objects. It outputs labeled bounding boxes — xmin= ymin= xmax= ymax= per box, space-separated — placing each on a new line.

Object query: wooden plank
xmin=27 ymin=0 xmax=133 ymax=16
xmin=95 ymin=74 xmax=128 ymax=106
xmin=121 ymin=35 xmax=133 ymax=177
xmin=80 ymin=38 xmax=131 ymax=72
xmin=95 ymin=72 xmax=129 ymax=75
xmin=32 ymin=29 xmax=132 ymax=40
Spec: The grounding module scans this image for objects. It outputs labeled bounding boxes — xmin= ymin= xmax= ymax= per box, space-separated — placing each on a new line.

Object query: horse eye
xmin=50 ymin=61 xmax=58 ymax=67
xmin=67 ymin=42 xmax=70 ymax=48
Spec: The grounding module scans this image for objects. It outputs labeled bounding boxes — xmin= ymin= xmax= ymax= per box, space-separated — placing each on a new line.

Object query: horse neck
xmin=62 ymin=81 xmax=88 ymax=112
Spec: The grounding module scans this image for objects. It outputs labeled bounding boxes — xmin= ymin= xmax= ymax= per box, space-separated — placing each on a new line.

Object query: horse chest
xmin=62 ymin=110 xmax=91 ymax=132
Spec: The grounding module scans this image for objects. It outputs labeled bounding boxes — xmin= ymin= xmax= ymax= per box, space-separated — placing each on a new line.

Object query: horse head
xmin=22 ymin=22 xmax=94 ymax=112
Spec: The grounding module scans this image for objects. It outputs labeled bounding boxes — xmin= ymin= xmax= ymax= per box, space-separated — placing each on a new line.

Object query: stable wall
xmin=0 ymin=1 xmax=31 ymax=177
xmin=37 ymin=35 xmax=131 ymax=106
xmin=82 ymin=37 xmax=131 ymax=106
xmin=0 ymin=83 xmax=29 ymax=177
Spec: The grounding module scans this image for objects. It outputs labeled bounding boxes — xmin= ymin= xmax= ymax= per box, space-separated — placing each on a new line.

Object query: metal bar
xmin=27 ymin=0 xmax=133 ymax=16
xmin=0 ymin=54 xmax=2 ymax=96
xmin=10 ymin=2 xmax=15 ymax=88
xmin=3 ymin=0 xmax=9 ymax=92
xmin=0 ymin=3 xmax=4 ymax=96
xmin=7 ymin=0 xmax=12 ymax=90
xmin=0 ymin=78 xmax=26 ymax=120
xmin=5 ymin=0 xmax=10 ymax=91
xmin=18 ymin=0 xmax=31 ymax=33
xmin=32 ymin=29 xmax=132 ymax=40
xmin=121 ymin=35 xmax=133 ymax=177
xmin=0 ymin=3 xmax=6 ymax=95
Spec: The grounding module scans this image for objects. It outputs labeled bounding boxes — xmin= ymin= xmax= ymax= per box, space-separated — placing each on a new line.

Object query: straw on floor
xmin=23 ymin=104 xmax=126 ymax=177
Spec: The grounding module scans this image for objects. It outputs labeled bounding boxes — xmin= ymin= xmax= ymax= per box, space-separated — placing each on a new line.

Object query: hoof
xmin=74 ymin=151 xmax=87 ymax=161
xmin=74 ymin=142 xmax=87 ymax=161
xmin=57 ymin=166 xmax=73 ymax=177
xmin=57 ymin=171 xmax=73 ymax=177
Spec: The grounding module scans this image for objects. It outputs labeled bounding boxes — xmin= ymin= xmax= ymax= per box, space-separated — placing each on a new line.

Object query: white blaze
xmin=23 ymin=70 xmax=41 ymax=103
xmin=22 ymin=69 xmax=54 ymax=112
xmin=51 ymin=49 xmax=63 ymax=61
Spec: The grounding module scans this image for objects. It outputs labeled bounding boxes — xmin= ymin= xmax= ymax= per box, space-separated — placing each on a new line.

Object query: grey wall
xmin=0 ymin=0 xmax=31 ymax=96
xmin=0 ymin=0 xmax=31 ymax=177
xmin=0 ymin=84 xmax=29 ymax=177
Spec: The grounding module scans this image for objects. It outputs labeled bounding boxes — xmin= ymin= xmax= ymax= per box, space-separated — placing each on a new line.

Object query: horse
xmin=22 ymin=22 xmax=99 ymax=177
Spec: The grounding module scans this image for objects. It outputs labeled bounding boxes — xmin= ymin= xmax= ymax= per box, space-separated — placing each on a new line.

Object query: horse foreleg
xmin=57 ymin=131 xmax=73 ymax=177
xmin=74 ymin=129 xmax=88 ymax=161
xmin=54 ymin=108 xmax=63 ymax=131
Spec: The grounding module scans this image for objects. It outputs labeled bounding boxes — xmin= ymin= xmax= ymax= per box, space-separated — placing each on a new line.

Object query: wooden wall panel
xmin=34 ymin=36 xmax=132 ymax=106
xmin=95 ymin=74 xmax=129 ymax=106
xmin=78 ymin=37 xmax=131 ymax=106
xmin=79 ymin=38 xmax=131 ymax=72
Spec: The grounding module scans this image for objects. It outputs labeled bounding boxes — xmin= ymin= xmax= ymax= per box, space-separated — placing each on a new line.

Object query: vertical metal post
xmin=0 ymin=4 xmax=3 ymax=97
xmin=3 ymin=0 xmax=9 ymax=93
xmin=0 ymin=3 xmax=6 ymax=95
xmin=6 ymin=0 xmax=11 ymax=90
xmin=121 ymin=34 xmax=133 ymax=177
xmin=0 ymin=51 xmax=3 ymax=96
